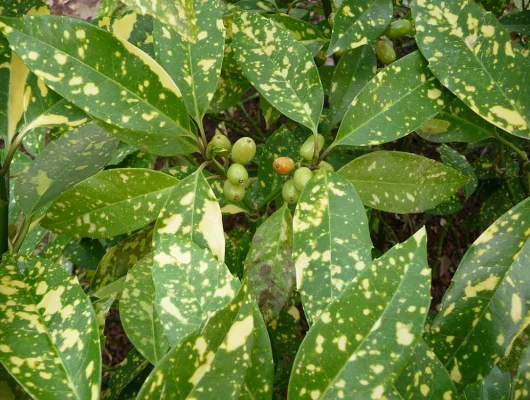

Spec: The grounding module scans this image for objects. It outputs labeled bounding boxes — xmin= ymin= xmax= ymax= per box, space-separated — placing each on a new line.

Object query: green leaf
xmin=225 ymin=226 xmax=252 ymax=279
xmin=18 ymin=225 xmax=48 ymax=256
xmin=19 ymin=73 xmax=87 ymax=136
xmin=101 ymin=348 xmax=150 ymax=400
xmin=63 ymin=238 xmax=106 ymax=270
xmin=138 ymin=282 xmax=273 ymax=399
xmin=153 ymin=0 xmax=224 ymax=126
xmin=333 ymin=51 xmax=452 ymax=148
xmin=15 ymin=123 xmax=119 ymax=217
xmin=0 ymin=365 xmax=30 ymax=400
xmin=329 ymin=46 xmax=376 ymax=126
xmin=513 ymin=342 xmax=530 ymax=400
xmin=0 ymin=254 xmax=101 ymax=400
xmin=153 ymin=239 xmax=241 ymax=346
xmin=464 ymin=366 xmax=511 ymax=400
xmin=417 ymin=98 xmax=495 ymax=143
xmin=339 ymin=151 xmax=470 ymax=213
xmin=0 ymin=15 xmax=198 ymax=155
xmin=39 ymin=234 xmax=71 ymax=262
xmin=413 ymin=0 xmax=530 ymax=138
xmin=41 ymin=168 xmax=178 ymax=238
xmin=440 ymin=144 xmax=477 ymax=199
xmin=267 ymin=13 xmax=328 ymax=56
xmin=479 ymin=0 xmax=511 ymax=16
xmin=427 ymin=197 xmax=530 ymax=389
xmin=394 ymin=338 xmax=457 ymax=399
xmin=121 ymin=0 xmax=198 ymax=43
xmin=233 ymin=10 xmax=323 ymax=133
xmin=93 ymin=293 xmax=116 ymax=347
xmin=90 ymin=228 xmax=153 ymax=295
xmin=500 ymin=11 xmax=530 ymax=35
xmin=258 ymin=125 xmax=307 ymax=197
xmin=121 ymin=254 xmax=169 ymax=365
xmin=154 ymin=169 xmax=225 ymax=262
xmin=327 ymin=0 xmax=393 ymax=55
xmin=260 ymin=96 xmax=282 ymax=130
xmin=288 ymin=228 xmax=431 ymax=399
xmin=293 ymin=169 xmax=372 ymax=324
xmin=245 ymin=205 xmax=294 ymax=324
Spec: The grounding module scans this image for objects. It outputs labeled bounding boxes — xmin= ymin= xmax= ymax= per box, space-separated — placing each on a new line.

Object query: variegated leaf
xmin=154 ymin=169 xmax=225 ymax=262
xmin=0 ymin=254 xmax=101 ymax=400
xmin=267 ymin=13 xmax=328 ymax=56
xmin=333 ymin=51 xmax=452 ymax=148
xmin=233 ymin=10 xmax=323 ymax=134
xmin=464 ymin=366 xmax=511 ymax=400
xmin=40 ymin=234 xmax=71 ymax=262
xmin=293 ymin=169 xmax=372 ymax=324
xmin=93 ymin=293 xmax=116 ymax=347
xmin=329 ymin=45 xmax=376 ymax=126
xmin=328 ymin=0 xmax=392 ymax=55
xmin=107 ymin=10 xmax=155 ymax=57
xmin=0 ymin=15 xmax=198 ymax=155
xmin=427 ymin=197 xmax=530 ymax=389
xmin=260 ymin=95 xmax=281 ymax=130
xmin=101 ymin=348 xmax=150 ymax=400
xmin=19 ymin=73 xmax=87 ymax=137
xmin=153 ymin=239 xmax=240 ymax=346
xmin=153 ymin=0 xmax=224 ymax=127
xmin=288 ymin=228 xmax=431 ymax=399
xmin=417 ymin=97 xmax=495 ymax=143
xmin=15 ymin=123 xmax=119 ymax=217
xmin=413 ymin=0 xmax=530 ymax=138
xmin=121 ymin=254 xmax=169 ymax=365
xmin=245 ymin=205 xmax=294 ymax=324
xmin=18 ymin=225 xmax=48 ymax=256
xmin=90 ymin=228 xmax=153 ymax=295
xmin=138 ymin=282 xmax=273 ymax=399
xmin=393 ymin=338 xmax=457 ymax=399
xmin=339 ymin=151 xmax=470 ymax=214
xmin=513 ymin=342 xmax=530 ymax=400
xmin=41 ymin=169 xmax=178 ymax=238
xmin=121 ymin=0 xmax=198 ymax=43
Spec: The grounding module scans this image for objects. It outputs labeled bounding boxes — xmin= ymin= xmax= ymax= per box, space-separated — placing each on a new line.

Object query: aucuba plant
xmin=0 ymin=0 xmax=529 ymax=398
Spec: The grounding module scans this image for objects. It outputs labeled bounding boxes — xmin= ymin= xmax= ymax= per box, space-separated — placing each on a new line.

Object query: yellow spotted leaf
xmin=0 ymin=254 xmax=101 ymax=400
xmin=138 ymin=282 xmax=273 ymax=399
xmin=426 ymin=197 xmax=530 ymax=389
xmin=0 ymin=15 xmax=198 ymax=155
xmin=413 ymin=0 xmax=530 ymax=138
xmin=288 ymin=229 xmax=431 ymax=399
xmin=41 ymin=169 xmax=178 ymax=238
xmin=14 ymin=123 xmax=119 ymax=217
xmin=293 ymin=169 xmax=373 ymax=325
xmin=233 ymin=10 xmax=323 ymax=134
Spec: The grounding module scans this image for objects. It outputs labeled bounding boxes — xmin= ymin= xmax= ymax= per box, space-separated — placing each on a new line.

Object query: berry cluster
xmin=375 ymin=19 xmax=413 ymax=65
xmin=274 ymin=134 xmax=334 ymax=204
xmin=207 ymin=133 xmax=256 ymax=202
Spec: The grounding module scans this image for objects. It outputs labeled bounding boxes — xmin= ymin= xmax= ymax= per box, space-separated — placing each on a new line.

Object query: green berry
xmin=227 ymin=163 xmax=249 ymax=186
xmin=384 ymin=19 xmax=413 ymax=39
xmin=328 ymin=12 xmax=335 ymax=27
xmin=319 ymin=161 xmax=334 ymax=172
xmin=224 ymin=180 xmax=246 ymax=202
xmin=231 ymin=137 xmax=256 ymax=165
xmin=376 ymin=39 xmax=396 ymax=65
xmin=207 ymin=133 xmax=231 ymax=158
xmin=282 ymin=179 xmax=300 ymax=204
xmin=300 ymin=134 xmax=325 ymax=161
xmin=293 ymin=167 xmax=313 ymax=191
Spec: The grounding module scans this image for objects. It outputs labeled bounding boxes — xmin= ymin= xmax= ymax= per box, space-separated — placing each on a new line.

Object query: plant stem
xmin=317 ymin=144 xmax=334 ymax=164
xmin=238 ymin=103 xmax=265 ymax=139
xmin=0 ymin=173 xmax=8 ymax=256
xmin=12 ymin=215 xmax=30 ymax=253
xmin=0 ymin=128 xmax=29 ymax=176
xmin=493 ymin=130 xmax=530 ymax=195
xmin=209 ymin=115 xmax=249 ymax=137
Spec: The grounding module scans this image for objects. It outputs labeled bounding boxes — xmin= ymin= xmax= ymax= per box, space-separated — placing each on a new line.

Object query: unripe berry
xmin=231 ymin=137 xmax=256 ymax=165
xmin=227 ymin=163 xmax=249 ymax=186
xmin=273 ymin=157 xmax=295 ymax=175
xmin=207 ymin=133 xmax=231 ymax=158
xmin=384 ymin=19 xmax=413 ymax=39
xmin=376 ymin=38 xmax=396 ymax=65
xmin=282 ymin=179 xmax=300 ymax=204
xmin=224 ymin=180 xmax=246 ymax=202
xmin=293 ymin=167 xmax=313 ymax=191
xmin=300 ymin=134 xmax=325 ymax=161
